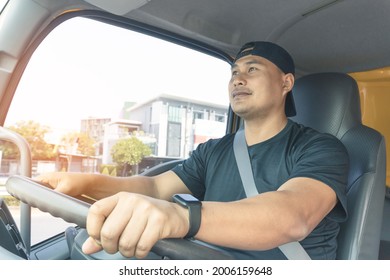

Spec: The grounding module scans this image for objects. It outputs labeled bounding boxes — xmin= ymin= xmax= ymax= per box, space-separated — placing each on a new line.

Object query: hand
xmin=36 ymin=172 xmax=90 ymax=198
xmin=82 ymin=192 xmax=189 ymax=259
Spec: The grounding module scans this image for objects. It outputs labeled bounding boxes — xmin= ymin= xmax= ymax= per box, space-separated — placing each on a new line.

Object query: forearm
xmin=195 ymin=177 xmax=336 ymax=251
xmin=81 ymin=170 xmax=188 ymax=201
xmin=195 ymin=196 xmax=298 ymax=250
xmin=80 ymin=173 xmax=159 ymax=200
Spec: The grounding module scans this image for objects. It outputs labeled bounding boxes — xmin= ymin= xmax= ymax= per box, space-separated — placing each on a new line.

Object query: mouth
xmin=231 ymin=89 xmax=252 ymax=99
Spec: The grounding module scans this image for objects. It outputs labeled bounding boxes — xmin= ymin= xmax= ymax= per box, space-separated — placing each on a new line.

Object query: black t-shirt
xmin=172 ymin=120 xmax=349 ymax=259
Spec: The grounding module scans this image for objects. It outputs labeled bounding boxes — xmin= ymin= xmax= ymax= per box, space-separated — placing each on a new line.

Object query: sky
xmin=0 ymin=0 xmax=6 ymax=11
xmin=5 ymin=17 xmax=231 ymax=135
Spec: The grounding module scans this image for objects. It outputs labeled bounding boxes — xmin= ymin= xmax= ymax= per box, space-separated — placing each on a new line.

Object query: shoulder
xmin=193 ymin=133 xmax=235 ymax=155
xmin=182 ymin=134 xmax=235 ymax=170
xmin=287 ymin=121 xmax=349 ymax=221
xmin=288 ymin=120 xmax=347 ymax=153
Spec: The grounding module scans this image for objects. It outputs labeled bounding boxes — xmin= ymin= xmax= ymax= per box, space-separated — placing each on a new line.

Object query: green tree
xmin=1 ymin=120 xmax=56 ymax=160
xmin=111 ymin=137 xmax=152 ymax=176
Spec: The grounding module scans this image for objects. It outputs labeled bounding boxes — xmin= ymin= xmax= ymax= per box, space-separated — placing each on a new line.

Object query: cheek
xmin=261 ymin=76 xmax=283 ymax=95
xmin=228 ymin=78 xmax=234 ymax=88
xmin=228 ymin=81 xmax=234 ymax=95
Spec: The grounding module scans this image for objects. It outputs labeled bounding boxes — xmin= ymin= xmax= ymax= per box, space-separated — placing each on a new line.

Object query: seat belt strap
xmin=233 ymin=129 xmax=311 ymax=260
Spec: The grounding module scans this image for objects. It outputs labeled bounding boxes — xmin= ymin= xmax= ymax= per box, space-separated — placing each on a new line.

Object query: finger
xmin=132 ymin=216 xmax=161 ymax=259
xmin=54 ymin=176 xmax=78 ymax=195
xmin=117 ymin=211 xmax=149 ymax=258
xmin=100 ymin=198 xmax=137 ymax=254
xmin=86 ymin=196 xmax=119 ymax=242
xmin=82 ymin=236 xmax=103 ymax=255
xmin=119 ymin=204 xmax=167 ymax=259
xmin=35 ymin=173 xmax=57 ymax=189
xmin=36 ymin=172 xmax=69 ymax=194
xmin=87 ymin=194 xmax=136 ymax=254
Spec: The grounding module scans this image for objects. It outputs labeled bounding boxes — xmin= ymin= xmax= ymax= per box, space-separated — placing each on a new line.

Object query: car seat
xmin=290 ymin=72 xmax=387 ymax=259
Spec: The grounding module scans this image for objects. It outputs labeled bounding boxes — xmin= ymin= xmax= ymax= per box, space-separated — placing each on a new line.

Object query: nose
xmin=231 ymin=73 xmax=246 ymax=87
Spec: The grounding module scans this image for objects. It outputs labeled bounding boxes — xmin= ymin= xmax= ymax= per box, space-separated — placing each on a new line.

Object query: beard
xmin=231 ymin=101 xmax=270 ymax=121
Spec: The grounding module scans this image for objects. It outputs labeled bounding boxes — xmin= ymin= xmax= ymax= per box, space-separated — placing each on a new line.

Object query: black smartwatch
xmin=172 ymin=194 xmax=202 ymax=239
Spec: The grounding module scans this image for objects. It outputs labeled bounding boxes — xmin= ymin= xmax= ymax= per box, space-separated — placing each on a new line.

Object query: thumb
xmin=82 ymin=236 xmax=103 ymax=255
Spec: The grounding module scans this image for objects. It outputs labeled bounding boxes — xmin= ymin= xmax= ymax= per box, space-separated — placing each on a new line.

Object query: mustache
xmin=231 ymin=87 xmax=252 ymax=98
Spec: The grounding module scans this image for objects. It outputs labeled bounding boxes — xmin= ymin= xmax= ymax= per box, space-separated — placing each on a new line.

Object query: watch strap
xmin=184 ymin=201 xmax=201 ymax=238
xmin=172 ymin=194 xmax=202 ymax=239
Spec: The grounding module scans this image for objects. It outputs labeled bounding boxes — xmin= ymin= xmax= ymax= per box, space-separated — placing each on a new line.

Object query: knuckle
xmin=141 ymin=204 xmax=153 ymax=212
xmin=118 ymin=240 xmax=136 ymax=257
xmin=150 ymin=214 xmax=166 ymax=229
xmin=135 ymin=242 xmax=150 ymax=259
xmin=100 ymin=228 xmax=117 ymax=243
xmin=120 ymin=250 xmax=135 ymax=258
xmin=89 ymin=201 xmax=104 ymax=215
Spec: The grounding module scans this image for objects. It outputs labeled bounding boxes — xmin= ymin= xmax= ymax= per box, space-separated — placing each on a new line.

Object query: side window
xmin=2 ymin=17 xmax=230 ymax=244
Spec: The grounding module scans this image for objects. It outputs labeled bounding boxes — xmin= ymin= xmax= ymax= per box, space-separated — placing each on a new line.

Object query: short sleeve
xmin=172 ymin=141 xmax=210 ymax=200
xmin=290 ymin=133 xmax=349 ymax=222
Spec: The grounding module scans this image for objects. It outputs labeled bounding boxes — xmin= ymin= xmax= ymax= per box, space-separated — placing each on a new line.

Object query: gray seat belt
xmin=233 ymin=129 xmax=311 ymax=260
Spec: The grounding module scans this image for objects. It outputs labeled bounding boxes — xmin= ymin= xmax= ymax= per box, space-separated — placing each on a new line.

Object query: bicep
xmin=277 ymin=177 xmax=337 ymax=234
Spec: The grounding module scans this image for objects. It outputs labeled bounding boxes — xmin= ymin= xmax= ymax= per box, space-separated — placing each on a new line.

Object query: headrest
xmin=290 ymin=72 xmax=362 ymax=139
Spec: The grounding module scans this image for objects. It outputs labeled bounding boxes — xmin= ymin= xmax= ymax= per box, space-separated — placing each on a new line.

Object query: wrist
xmin=172 ymin=194 xmax=202 ymax=239
xmin=171 ymin=202 xmax=191 ymax=237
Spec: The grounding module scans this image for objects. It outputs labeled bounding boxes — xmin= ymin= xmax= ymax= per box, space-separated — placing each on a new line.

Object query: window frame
xmin=2 ymin=10 xmax=237 ymax=252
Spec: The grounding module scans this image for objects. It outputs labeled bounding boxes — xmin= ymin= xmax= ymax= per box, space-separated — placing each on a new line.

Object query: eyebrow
xmin=231 ymin=59 xmax=265 ymax=70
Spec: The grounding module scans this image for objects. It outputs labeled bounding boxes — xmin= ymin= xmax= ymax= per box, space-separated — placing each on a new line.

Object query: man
xmin=38 ymin=41 xmax=348 ymax=259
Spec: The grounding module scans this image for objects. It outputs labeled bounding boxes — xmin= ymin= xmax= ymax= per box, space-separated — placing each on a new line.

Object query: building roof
xmin=105 ymin=119 xmax=142 ymax=126
xmin=127 ymin=93 xmax=228 ymax=112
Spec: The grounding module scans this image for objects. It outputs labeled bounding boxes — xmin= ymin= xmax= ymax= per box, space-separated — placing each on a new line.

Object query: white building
xmin=126 ymin=94 xmax=228 ymax=158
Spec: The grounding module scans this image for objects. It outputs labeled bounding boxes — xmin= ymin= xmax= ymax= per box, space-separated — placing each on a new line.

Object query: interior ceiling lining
xmin=127 ymin=0 xmax=325 ymax=46
xmin=125 ymin=0 xmax=390 ymax=74
xmin=278 ymin=0 xmax=390 ymax=74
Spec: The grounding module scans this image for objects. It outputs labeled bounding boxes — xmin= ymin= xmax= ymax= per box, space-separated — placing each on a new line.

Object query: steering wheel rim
xmin=5 ymin=175 xmax=233 ymax=260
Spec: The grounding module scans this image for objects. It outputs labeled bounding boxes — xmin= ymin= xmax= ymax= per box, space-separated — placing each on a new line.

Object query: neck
xmin=243 ymin=116 xmax=288 ymax=146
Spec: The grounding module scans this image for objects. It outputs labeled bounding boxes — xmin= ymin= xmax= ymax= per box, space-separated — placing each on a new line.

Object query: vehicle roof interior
xmin=118 ymin=0 xmax=390 ymax=76
xmin=20 ymin=0 xmax=390 ymax=78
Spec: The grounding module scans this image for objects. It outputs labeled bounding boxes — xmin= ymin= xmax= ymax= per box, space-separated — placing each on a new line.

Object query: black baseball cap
xmin=234 ymin=41 xmax=296 ymax=117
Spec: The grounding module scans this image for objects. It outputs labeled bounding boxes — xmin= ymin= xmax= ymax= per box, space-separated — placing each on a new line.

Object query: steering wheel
xmin=5 ymin=175 xmax=233 ymax=260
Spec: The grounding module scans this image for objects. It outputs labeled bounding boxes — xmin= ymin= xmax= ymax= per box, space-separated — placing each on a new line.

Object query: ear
xmin=282 ymin=73 xmax=294 ymax=95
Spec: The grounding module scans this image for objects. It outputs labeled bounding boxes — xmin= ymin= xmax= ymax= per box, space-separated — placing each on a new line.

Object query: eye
xmin=231 ymin=70 xmax=238 ymax=76
xmin=248 ymin=66 xmax=257 ymax=72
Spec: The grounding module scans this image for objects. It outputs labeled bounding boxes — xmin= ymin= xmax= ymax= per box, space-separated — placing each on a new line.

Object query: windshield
xmin=2 ymin=16 xmax=231 ymax=244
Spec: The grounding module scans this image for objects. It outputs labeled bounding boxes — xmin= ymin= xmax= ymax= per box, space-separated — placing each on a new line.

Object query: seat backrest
xmin=290 ymin=72 xmax=387 ymax=259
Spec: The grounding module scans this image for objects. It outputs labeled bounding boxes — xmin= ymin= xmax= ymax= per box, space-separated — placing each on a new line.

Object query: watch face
xmin=179 ymin=194 xmax=199 ymax=202
xmin=173 ymin=194 xmax=200 ymax=205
